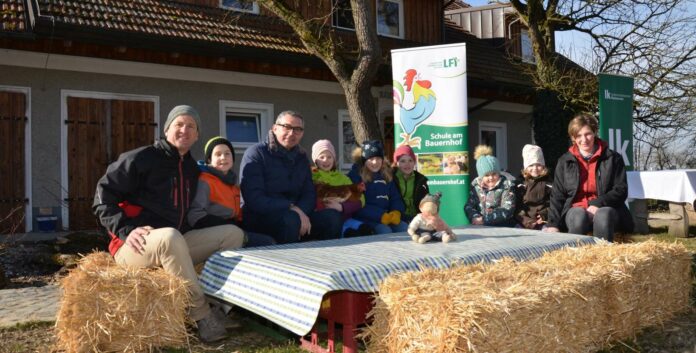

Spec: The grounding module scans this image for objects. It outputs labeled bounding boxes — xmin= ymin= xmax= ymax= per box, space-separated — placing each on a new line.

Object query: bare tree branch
xmin=254 ymin=0 xmax=383 ymax=142
xmin=511 ymin=0 xmax=696 ymax=169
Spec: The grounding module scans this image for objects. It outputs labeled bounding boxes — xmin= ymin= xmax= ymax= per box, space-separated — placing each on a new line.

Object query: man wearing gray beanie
xmin=93 ymin=105 xmax=242 ymax=343
xmin=163 ymin=104 xmax=202 ymax=134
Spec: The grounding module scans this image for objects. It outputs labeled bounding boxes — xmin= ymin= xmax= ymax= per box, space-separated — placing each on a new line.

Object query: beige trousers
xmin=114 ymin=225 xmax=244 ymax=321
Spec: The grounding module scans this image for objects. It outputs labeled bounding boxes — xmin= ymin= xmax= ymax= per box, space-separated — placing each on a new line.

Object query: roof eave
xmin=30 ymin=15 xmax=329 ymax=68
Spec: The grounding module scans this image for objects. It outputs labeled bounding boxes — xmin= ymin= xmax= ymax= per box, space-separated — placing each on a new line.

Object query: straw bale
xmin=55 ymin=252 xmax=192 ymax=353
xmin=363 ymin=241 xmax=692 ymax=353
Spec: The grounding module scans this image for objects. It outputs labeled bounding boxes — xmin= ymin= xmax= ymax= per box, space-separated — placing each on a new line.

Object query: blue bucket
xmin=36 ymin=216 xmax=58 ymax=232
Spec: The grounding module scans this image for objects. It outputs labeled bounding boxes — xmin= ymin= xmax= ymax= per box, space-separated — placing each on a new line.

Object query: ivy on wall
xmin=532 ymin=89 xmax=575 ymax=175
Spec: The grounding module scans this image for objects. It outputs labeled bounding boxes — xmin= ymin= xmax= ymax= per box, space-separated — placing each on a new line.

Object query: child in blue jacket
xmin=347 ymin=140 xmax=408 ymax=234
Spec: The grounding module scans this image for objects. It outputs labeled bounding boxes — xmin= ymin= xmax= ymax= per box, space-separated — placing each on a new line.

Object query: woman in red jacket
xmin=544 ymin=114 xmax=634 ymax=241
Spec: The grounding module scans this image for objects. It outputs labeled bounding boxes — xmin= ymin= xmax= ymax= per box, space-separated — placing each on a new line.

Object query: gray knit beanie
xmin=163 ymin=105 xmax=201 ymax=133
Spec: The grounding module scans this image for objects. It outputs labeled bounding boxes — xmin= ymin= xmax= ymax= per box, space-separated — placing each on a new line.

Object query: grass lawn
xmin=1 ymin=226 xmax=693 ymax=353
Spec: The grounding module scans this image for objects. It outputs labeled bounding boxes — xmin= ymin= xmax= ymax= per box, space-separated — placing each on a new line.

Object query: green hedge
xmin=532 ymin=90 xmax=575 ymax=175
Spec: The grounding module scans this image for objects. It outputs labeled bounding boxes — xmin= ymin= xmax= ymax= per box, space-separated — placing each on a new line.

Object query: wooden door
xmin=0 ymin=91 xmax=27 ymax=234
xmin=66 ymin=97 xmax=156 ymax=230
xmin=110 ymin=100 xmax=156 ymax=157
xmin=66 ymin=97 xmax=108 ymax=230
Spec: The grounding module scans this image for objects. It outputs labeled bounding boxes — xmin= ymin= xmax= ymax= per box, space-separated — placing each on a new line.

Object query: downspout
xmin=27 ymin=0 xmax=58 ymax=38
xmin=25 ymin=0 xmax=36 ymax=29
xmin=22 ymin=0 xmax=58 ymax=89
xmin=507 ymin=17 xmax=520 ymax=41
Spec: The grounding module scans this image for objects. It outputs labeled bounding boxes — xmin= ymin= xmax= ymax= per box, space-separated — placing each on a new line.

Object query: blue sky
xmin=461 ymin=0 xmax=497 ymax=5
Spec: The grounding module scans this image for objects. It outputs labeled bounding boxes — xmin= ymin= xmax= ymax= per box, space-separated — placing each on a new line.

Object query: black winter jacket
xmin=93 ymin=139 xmax=200 ymax=242
xmin=547 ymin=141 xmax=634 ymax=232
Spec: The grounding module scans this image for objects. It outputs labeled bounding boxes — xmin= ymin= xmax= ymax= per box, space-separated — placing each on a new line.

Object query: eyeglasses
xmin=275 ymin=123 xmax=304 ymax=133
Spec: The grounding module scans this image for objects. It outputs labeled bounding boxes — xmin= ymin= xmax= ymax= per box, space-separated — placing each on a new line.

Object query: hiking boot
xmin=196 ymin=311 xmax=228 ymax=343
xmin=212 ymin=305 xmax=243 ymax=329
xmin=343 ymin=228 xmax=360 ymax=238
xmin=358 ymin=224 xmax=376 ymax=235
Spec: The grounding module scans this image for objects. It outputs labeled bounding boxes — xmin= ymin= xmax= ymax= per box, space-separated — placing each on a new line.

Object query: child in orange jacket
xmin=188 ymin=136 xmax=274 ymax=246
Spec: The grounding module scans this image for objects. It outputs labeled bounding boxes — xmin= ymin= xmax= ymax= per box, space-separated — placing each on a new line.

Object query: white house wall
xmin=467 ymin=106 xmax=533 ymax=177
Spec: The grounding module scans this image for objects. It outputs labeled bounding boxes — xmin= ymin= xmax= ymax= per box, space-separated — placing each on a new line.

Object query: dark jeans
xmin=244 ymin=231 xmax=276 ymax=247
xmin=244 ymin=208 xmax=343 ymax=244
xmin=565 ymin=207 xmax=619 ymax=241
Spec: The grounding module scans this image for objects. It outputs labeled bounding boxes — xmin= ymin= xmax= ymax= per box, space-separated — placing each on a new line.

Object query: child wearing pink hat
xmin=392 ymin=145 xmax=430 ymax=222
xmin=311 ymin=139 xmax=369 ymax=236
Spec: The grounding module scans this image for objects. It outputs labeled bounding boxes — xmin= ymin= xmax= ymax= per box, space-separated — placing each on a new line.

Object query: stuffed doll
xmin=408 ymin=192 xmax=455 ymax=244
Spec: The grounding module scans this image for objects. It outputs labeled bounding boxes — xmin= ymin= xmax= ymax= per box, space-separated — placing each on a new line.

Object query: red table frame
xmin=299 ymin=291 xmax=374 ymax=353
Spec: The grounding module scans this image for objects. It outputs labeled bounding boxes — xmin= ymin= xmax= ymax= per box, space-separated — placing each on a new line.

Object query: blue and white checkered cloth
xmin=199 ymin=226 xmax=599 ymax=335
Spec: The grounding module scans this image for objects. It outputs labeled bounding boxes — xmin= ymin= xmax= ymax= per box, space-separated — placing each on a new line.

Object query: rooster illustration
xmin=393 ymin=68 xmax=437 ymax=148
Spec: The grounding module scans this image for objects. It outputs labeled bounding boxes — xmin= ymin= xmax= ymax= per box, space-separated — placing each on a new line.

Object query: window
xmin=520 ymin=29 xmax=535 ymax=63
xmin=226 ymin=113 xmax=260 ymax=143
xmin=220 ymin=0 xmax=259 ymax=14
xmin=332 ymin=0 xmax=404 ymax=38
xmin=376 ymin=0 xmax=404 ymax=38
xmin=219 ymin=101 xmax=273 ymax=151
xmin=332 ymin=0 xmax=355 ymax=30
xmin=338 ymin=110 xmax=358 ymax=170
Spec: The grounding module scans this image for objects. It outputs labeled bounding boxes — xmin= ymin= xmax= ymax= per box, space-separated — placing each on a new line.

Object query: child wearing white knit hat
xmin=515 ymin=144 xmax=552 ymax=229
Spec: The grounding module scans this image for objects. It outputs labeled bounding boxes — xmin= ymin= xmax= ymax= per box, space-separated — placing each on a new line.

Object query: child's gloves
xmin=381 ymin=210 xmax=401 ymax=225
xmin=380 ymin=212 xmax=390 ymax=225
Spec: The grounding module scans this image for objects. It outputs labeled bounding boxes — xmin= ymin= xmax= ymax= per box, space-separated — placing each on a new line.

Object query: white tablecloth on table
xmin=627 ymin=169 xmax=696 ymax=204
xmin=199 ymin=227 xmax=599 ymax=336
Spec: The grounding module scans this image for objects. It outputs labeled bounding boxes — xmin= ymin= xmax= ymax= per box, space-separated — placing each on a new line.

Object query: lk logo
xmin=608 ymin=128 xmax=631 ymax=166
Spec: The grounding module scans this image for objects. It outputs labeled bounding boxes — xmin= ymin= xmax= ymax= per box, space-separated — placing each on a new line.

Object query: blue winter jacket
xmin=348 ymin=164 xmax=405 ymax=225
xmin=239 ymin=131 xmax=316 ymax=225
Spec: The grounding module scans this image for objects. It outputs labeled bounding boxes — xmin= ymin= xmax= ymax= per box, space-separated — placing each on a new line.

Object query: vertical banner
xmin=392 ymin=44 xmax=468 ymax=225
xmin=598 ymin=73 xmax=634 ymax=170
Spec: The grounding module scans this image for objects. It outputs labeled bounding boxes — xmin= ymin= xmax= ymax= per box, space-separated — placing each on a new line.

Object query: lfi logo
xmin=443 ymin=57 xmax=459 ymax=68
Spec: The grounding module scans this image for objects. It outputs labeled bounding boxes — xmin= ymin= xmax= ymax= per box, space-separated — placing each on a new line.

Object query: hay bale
xmin=55 ymin=252 xmax=192 ymax=353
xmin=363 ymin=241 xmax=692 ymax=353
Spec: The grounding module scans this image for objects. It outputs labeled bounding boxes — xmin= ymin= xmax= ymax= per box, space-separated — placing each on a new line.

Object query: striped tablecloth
xmin=199 ymin=226 xmax=599 ymax=335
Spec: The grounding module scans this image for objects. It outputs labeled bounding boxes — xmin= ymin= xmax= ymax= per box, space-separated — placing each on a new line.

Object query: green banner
xmin=392 ymin=44 xmax=468 ymax=225
xmin=394 ymin=124 xmax=469 ymax=224
xmin=598 ymin=73 xmax=634 ymax=170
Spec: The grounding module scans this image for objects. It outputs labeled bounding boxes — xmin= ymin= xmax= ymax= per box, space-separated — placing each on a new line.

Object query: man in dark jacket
xmin=93 ymin=105 xmax=244 ymax=343
xmin=545 ymin=114 xmax=634 ymax=240
xmin=240 ymin=110 xmax=343 ymax=244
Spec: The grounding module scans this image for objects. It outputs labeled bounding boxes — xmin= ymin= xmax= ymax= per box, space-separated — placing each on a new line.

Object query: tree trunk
xmin=256 ymin=0 xmax=385 ymax=144
xmin=342 ymin=83 xmax=382 ymax=144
